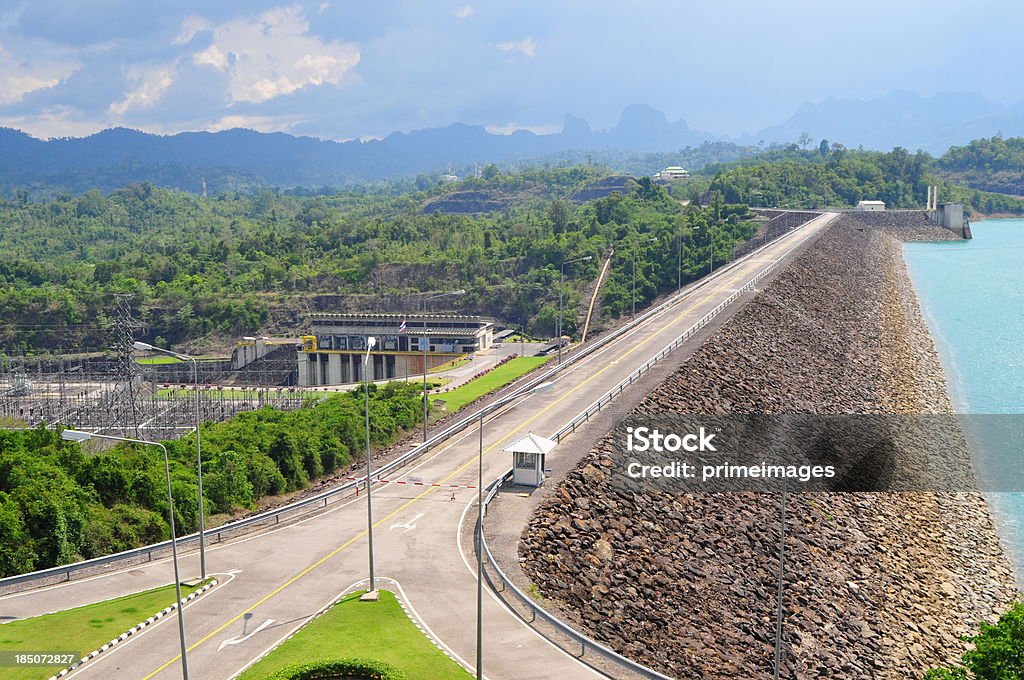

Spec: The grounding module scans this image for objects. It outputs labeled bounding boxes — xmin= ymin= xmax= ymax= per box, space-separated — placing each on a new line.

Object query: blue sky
xmin=0 ymin=1 xmax=1021 ymax=140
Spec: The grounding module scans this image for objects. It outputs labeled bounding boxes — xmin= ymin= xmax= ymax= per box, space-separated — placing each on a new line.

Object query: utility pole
xmin=557 ymin=255 xmax=592 ymax=364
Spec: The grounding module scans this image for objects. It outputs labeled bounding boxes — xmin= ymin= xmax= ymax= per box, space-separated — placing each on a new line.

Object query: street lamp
xmin=133 ymin=341 xmax=207 ymax=580
xmin=557 ymin=256 xmax=593 ymax=365
xmin=418 ymin=289 xmax=466 ymax=444
xmin=421 ymin=288 xmax=466 ymax=313
xmin=61 ymin=429 xmax=190 ymax=680
xmin=416 ymin=328 xmax=435 ymax=445
xmin=630 ymin=237 xmax=659 ymax=319
xmin=364 ymin=336 xmax=377 ymax=594
xmin=475 ymin=381 xmax=554 ymax=679
xmin=692 ymin=224 xmax=715 ymax=276
xmin=677 ymin=232 xmax=683 ymax=292
xmin=708 ymin=225 xmax=716 ymax=276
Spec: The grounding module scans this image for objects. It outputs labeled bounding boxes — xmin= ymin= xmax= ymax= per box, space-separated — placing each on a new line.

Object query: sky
xmin=0 ymin=0 xmax=1021 ymax=141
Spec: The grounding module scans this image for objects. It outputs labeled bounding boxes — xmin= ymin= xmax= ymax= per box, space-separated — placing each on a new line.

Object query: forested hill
xmin=3 ymin=150 xmax=1021 ymax=356
xmin=0 ymin=167 xmax=758 ymax=353
xmin=0 ymin=105 xmax=712 ymax=196
xmin=937 ymin=136 xmax=1024 ymax=196
xmin=700 ymin=144 xmax=1024 ymax=215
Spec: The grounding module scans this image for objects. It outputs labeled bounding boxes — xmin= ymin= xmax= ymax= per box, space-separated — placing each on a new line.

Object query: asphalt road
xmin=0 ymin=212 xmax=837 ymax=680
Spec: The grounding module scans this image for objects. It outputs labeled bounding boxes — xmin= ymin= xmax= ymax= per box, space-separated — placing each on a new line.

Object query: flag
xmin=398 ymin=318 xmax=407 ymax=333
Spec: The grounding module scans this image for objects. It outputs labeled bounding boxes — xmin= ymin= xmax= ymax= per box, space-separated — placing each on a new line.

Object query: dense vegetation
xmin=518 ymin=141 xmax=759 ymax=177
xmin=925 ymin=601 xmax=1024 ymax=679
xmin=3 ymin=138 xmax=1021 ymax=355
xmin=0 ymin=167 xmax=756 ymax=352
xmin=0 ymin=382 xmax=421 ymax=576
xmin=697 ymin=143 xmax=1024 ymax=215
xmin=938 ymin=135 xmax=1024 ymax=196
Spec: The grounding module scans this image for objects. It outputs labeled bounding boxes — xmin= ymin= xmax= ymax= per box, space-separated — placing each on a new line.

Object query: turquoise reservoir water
xmin=904 ymin=219 xmax=1024 ymax=576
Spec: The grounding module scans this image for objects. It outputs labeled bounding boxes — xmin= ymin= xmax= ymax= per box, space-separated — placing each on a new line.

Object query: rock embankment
xmin=520 ymin=215 xmax=1017 ymax=678
xmin=845 ymin=210 xmax=964 ymax=242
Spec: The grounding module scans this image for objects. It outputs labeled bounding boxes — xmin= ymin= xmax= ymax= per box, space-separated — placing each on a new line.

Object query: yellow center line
xmin=141 ymin=242 xmax=792 ymax=679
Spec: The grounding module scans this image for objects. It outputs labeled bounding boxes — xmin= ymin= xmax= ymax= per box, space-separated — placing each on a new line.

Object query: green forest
xmin=2 ymin=141 xmax=1022 ymax=355
xmin=0 ymin=382 xmax=421 ymax=577
xmin=936 ymin=135 xmax=1024 ymax=196
xmin=0 ymin=167 xmax=757 ymax=352
xmin=692 ymin=142 xmax=1024 ymax=215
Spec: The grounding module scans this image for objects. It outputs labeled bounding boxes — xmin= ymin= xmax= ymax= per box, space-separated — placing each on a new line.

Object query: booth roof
xmin=503 ymin=432 xmax=558 ymax=455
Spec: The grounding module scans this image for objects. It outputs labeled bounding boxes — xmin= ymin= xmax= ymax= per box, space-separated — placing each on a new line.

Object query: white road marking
xmin=218 ymin=618 xmax=275 ymax=651
xmin=390 ymin=512 xmax=424 ymax=532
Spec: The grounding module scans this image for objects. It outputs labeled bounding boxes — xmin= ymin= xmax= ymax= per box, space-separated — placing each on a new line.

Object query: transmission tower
xmin=100 ymin=294 xmax=146 ymax=438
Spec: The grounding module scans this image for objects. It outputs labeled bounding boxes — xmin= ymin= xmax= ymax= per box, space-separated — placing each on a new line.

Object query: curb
xmin=47 ymin=578 xmax=219 ymax=680
xmin=387 ymin=583 xmax=466 ymax=668
xmin=241 ymin=577 xmax=468 ymax=675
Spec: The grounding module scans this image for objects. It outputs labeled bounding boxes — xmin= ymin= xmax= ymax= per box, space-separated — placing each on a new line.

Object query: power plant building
xmin=298 ymin=313 xmax=495 ymax=386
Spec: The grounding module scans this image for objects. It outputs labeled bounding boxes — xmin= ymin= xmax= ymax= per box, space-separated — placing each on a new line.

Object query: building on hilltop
xmin=653 ymin=166 xmax=690 ymax=182
xmin=298 ymin=313 xmax=494 ymax=386
xmin=856 ymin=200 xmax=886 ymax=211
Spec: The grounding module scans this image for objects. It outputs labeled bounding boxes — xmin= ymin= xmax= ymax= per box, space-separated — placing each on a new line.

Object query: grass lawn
xmin=236 ymin=590 xmax=471 ymax=680
xmin=136 ymin=356 xmax=223 ymax=365
xmin=436 ymin=355 xmax=552 ymax=412
xmin=0 ymin=581 xmax=202 ymax=680
xmin=135 ymin=355 xmax=183 ymax=365
xmin=428 ymin=355 xmax=469 ymax=373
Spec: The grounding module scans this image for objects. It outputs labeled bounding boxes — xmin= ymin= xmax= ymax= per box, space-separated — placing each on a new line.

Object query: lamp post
xmin=475 ymin=381 xmax=554 ymax=679
xmin=61 ymin=429 xmax=190 ymax=680
xmin=709 ymin=225 xmax=715 ymax=276
xmin=418 ymin=289 xmax=466 ymax=444
xmin=630 ymin=237 xmax=659 ymax=319
xmin=421 ymin=288 xmax=466 ymax=313
xmin=364 ymin=336 xmax=377 ymax=593
xmin=420 ymin=329 xmax=431 ymax=444
xmin=133 ymin=341 xmax=207 ymax=581
xmin=677 ymin=232 xmax=683 ymax=292
xmin=557 ymin=256 xmax=592 ymax=365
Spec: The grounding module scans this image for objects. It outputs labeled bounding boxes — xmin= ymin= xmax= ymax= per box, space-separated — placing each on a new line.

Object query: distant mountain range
xmin=745 ymin=90 xmax=1024 ymax=153
xmin=1 ymin=92 xmax=1023 ymax=195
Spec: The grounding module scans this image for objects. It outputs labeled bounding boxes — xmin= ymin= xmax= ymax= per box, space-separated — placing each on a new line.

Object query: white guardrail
xmin=0 ymin=213 xmax=822 ymax=592
xmin=475 ymin=241 xmax=790 ymax=680
xmin=480 ymin=470 xmax=673 ymax=679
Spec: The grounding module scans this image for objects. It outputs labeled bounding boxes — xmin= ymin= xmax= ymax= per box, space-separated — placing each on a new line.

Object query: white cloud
xmin=205 ymin=113 xmax=307 ymax=133
xmin=173 ymin=16 xmax=212 ymax=45
xmin=485 ymin=121 xmax=560 ymax=136
xmin=191 ymin=5 xmax=360 ymax=104
xmin=2 ymin=106 xmax=101 ymax=140
xmin=455 ymin=5 xmax=474 ymax=19
xmin=0 ymin=43 xmax=79 ymax=104
xmin=108 ymin=62 xmax=177 ymax=115
xmin=194 ymin=44 xmax=228 ymax=70
xmin=494 ymin=37 xmax=535 ymax=58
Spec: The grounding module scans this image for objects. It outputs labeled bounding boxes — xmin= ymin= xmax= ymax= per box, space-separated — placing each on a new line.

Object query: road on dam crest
xmin=0 ymin=212 xmax=837 ymax=680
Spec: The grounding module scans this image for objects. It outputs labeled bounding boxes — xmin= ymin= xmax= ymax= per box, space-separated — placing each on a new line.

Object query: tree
xmin=548 ymin=200 xmax=571 ymax=233
xmin=818 ymin=139 xmax=830 ymax=158
xmin=925 ymin=601 xmax=1024 ymax=679
xmin=798 ymin=132 xmax=812 ymax=149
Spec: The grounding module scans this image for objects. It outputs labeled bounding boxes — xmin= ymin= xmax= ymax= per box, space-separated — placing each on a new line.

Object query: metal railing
xmin=553 ymin=256 xmax=781 ymax=444
xmin=479 ymin=471 xmax=673 ymax=680
xmin=0 ymin=212 xmax=828 ymax=592
xmin=475 ymin=213 xmax=834 ymax=679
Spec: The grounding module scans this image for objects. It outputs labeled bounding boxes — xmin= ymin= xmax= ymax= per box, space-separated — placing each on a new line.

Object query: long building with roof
xmin=298 ymin=313 xmax=495 ymax=386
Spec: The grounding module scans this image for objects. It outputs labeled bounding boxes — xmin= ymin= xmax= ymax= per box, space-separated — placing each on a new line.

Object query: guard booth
xmin=504 ymin=433 xmax=558 ymax=487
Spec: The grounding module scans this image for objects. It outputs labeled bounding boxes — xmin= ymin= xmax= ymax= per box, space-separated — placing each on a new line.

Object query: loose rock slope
xmin=520 ymin=215 xmax=1017 ymax=679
